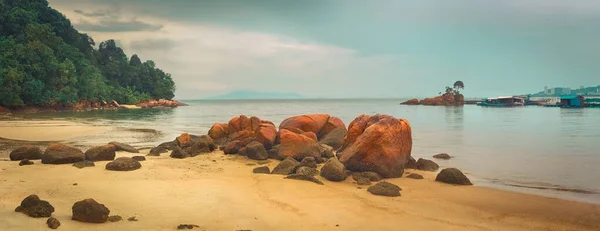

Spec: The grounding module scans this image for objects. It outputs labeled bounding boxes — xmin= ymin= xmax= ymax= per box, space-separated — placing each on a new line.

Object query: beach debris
xmin=406 ymin=173 xmax=424 ymax=179
xmin=148 ymin=146 xmax=168 ymax=156
xmin=128 ymin=216 xmax=138 ymax=222
xmin=15 ymin=195 xmax=55 ymax=218
xmin=108 ymin=141 xmax=139 ymax=153
xmin=72 ymin=199 xmax=110 ymax=223
xmin=299 ymin=156 xmax=317 ymax=169
xmin=352 ymin=172 xmax=382 ymax=182
xmin=271 ymin=157 xmax=300 ymax=175
xmin=296 ymin=166 xmax=319 ymax=176
xmin=253 ymin=166 xmax=271 ymax=174
xmin=19 ymin=159 xmax=34 ymax=166
xmin=267 ymin=145 xmax=285 ymax=160
xmin=42 ymin=143 xmax=85 ymax=164
xmin=73 ymin=160 xmax=95 ymax=169
xmin=285 ymin=173 xmax=324 ymax=185
xmin=320 ymin=157 xmax=347 ymax=182
xmin=245 ymin=141 xmax=269 ymax=160
xmin=337 ymin=114 xmax=412 ymax=178
xmin=416 ymin=158 xmax=439 ymax=172
xmin=47 ymin=217 xmax=61 ymax=229
xmin=84 ymin=145 xmax=116 ymax=161
xmin=433 ymin=153 xmax=452 ymax=160
xmin=131 ymin=156 xmax=146 ymax=161
xmin=10 ymin=146 xmax=43 ymax=161
xmin=105 ymin=157 xmax=141 ymax=171
xmin=405 ymin=156 xmax=417 ymax=169
xmin=367 ymin=182 xmax=402 ymax=197
xmin=435 ymin=168 xmax=472 ymax=185
xmin=319 ymin=128 xmax=346 ymax=150
xmin=170 ymin=146 xmax=190 ymax=159
xmin=224 ymin=140 xmax=244 ymax=154
xmin=108 ymin=215 xmax=123 ymax=222
xmin=177 ymin=224 xmax=200 ymax=229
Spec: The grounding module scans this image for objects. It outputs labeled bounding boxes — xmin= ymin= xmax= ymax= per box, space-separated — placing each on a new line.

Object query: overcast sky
xmin=48 ymin=0 xmax=600 ymax=99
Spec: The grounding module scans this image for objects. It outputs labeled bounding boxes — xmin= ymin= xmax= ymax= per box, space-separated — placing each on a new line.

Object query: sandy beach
xmin=0 ymin=122 xmax=599 ymax=231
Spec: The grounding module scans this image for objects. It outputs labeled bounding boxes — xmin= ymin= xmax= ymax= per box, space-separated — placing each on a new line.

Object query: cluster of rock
xmin=401 ymin=92 xmax=465 ymax=106
xmin=72 ymin=100 xmax=121 ymax=111
xmin=2 ymin=99 xmax=186 ymax=113
xmin=136 ymin=99 xmax=188 ymax=108
xmin=9 ymin=141 xmax=144 ymax=171
xmin=15 ymin=195 xmax=116 ymax=229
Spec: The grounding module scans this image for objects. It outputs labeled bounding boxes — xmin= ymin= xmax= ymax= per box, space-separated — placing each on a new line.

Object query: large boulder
xmin=72 ymin=199 xmax=110 ymax=223
xmin=105 ymin=157 xmax=141 ymax=171
xmin=338 ymin=114 xmax=412 ymax=178
xmin=10 ymin=146 xmax=43 ymax=161
xmin=15 ymin=195 xmax=54 ymax=218
xmin=279 ymin=114 xmax=346 ymax=139
xmin=185 ymin=135 xmax=216 ymax=156
xmin=208 ymin=123 xmax=229 ymax=144
xmin=84 ymin=145 xmax=116 ymax=161
xmin=224 ymin=140 xmax=244 ymax=154
xmin=278 ymin=129 xmax=318 ymax=159
xmin=319 ymin=128 xmax=346 ymax=150
xmin=108 ymin=141 xmax=139 ymax=153
xmin=416 ymin=158 xmax=439 ymax=172
xmin=271 ymin=157 xmax=300 ymax=175
xmin=320 ymin=157 xmax=347 ymax=182
xmin=435 ymin=168 xmax=472 ymax=185
xmin=245 ymin=141 xmax=268 ymax=160
xmin=42 ymin=143 xmax=85 ymax=164
xmin=254 ymin=124 xmax=277 ymax=150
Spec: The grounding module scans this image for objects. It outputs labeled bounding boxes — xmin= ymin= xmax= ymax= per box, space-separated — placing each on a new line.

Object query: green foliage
xmin=0 ymin=0 xmax=175 ymax=107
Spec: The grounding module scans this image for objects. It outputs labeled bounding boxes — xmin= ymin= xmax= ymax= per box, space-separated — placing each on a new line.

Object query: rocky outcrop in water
xmin=137 ymin=99 xmax=187 ymax=108
xmin=338 ymin=114 xmax=412 ymax=178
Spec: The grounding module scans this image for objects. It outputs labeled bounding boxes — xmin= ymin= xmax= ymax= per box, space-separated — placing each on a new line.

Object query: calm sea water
xmin=10 ymin=99 xmax=600 ymax=203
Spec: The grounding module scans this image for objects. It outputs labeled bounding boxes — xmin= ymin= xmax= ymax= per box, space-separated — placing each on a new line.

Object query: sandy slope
xmin=0 ymin=150 xmax=598 ymax=231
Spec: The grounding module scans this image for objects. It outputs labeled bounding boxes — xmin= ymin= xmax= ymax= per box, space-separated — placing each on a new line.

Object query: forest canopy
xmin=0 ymin=0 xmax=175 ymax=107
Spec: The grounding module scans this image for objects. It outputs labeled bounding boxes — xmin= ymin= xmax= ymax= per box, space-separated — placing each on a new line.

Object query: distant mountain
xmin=207 ymin=90 xmax=303 ymax=100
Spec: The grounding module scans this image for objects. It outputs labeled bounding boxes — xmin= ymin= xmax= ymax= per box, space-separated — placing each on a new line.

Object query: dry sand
xmin=0 ymin=150 xmax=599 ymax=231
xmin=0 ymin=120 xmax=105 ymax=141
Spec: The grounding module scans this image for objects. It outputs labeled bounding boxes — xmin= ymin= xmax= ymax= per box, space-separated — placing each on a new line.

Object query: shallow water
xmin=8 ymin=99 xmax=600 ymax=203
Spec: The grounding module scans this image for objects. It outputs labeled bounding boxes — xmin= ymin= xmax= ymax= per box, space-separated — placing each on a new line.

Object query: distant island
xmin=401 ymin=81 xmax=465 ymax=106
xmin=0 ymin=1 xmax=176 ymax=110
xmin=528 ymin=86 xmax=600 ymax=97
xmin=207 ymin=90 xmax=303 ymax=100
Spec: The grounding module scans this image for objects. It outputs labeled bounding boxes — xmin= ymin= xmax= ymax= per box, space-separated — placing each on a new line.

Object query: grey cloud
xmin=130 ymin=38 xmax=177 ymax=51
xmin=74 ymin=18 xmax=163 ymax=32
xmin=74 ymin=9 xmax=108 ymax=17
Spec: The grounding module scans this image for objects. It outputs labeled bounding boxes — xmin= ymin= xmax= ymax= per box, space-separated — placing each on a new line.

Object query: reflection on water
xmin=6 ymin=99 xmax=600 ymax=203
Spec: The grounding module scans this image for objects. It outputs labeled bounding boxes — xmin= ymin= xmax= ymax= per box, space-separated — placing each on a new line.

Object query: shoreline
xmin=1 ymin=150 xmax=599 ymax=230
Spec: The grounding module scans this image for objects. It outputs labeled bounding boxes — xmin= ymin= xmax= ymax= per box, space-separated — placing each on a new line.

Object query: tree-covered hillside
xmin=0 ymin=0 xmax=175 ymax=107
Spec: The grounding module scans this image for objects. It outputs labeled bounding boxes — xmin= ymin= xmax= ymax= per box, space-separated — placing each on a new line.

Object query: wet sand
xmin=0 ymin=120 xmax=106 ymax=142
xmin=0 ymin=150 xmax=599 ymax=231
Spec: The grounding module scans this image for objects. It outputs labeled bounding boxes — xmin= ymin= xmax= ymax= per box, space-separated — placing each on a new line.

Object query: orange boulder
xmin=255 ymin=123 xmax=277 ymax=150
xmin=338 ymin=114 xmax=412 ymax=178
xmin=176 ymin=133 xmax=192 ymax=147
xmin=278 ymin=129 xmax=318 ymax=159
xmin=279 ymin=114 xmax=346 ymax=139
xmin=208 ymin=123 xmax=229 ymax=140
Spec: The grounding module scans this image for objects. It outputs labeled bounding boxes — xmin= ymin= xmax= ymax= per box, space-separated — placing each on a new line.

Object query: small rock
xmin=416 ymin=158 xmax=439 ymax=172
xmin=72 ymin=198 xmax=110 ymax=223
xmin=367 ymin=182 xmax=401 ymax=197
xmin=356 ymin=178 xmax=372 ymax=185
xmin=19 ymin=159 xmax=34 ymax=166
xmin=73 ymin=160 xmax=95 ymax=169
xmin=245 ymin=141 xmax=268 ymax=160
xmin=320 ymin=158 xmax=347 ymax=182
xmin=108 ymin=215 xmax=122 ymax=222
xmin=252 ymin=166 xmax=270 ymax=174
xmin=435 ymin=168 xmax=472 ymax=185
xmin=15 ymin=195 xmax=54 ymax=218
xmin=299 ymin=156 xmax=317 ymax=168
xmin=224 ymin=140 xmax=244 ymax=154
xmin=128 ymin=216 xmax=138 ymax=222
xmin=177 ymin=224 xmax=200 ymax=229
xmin=105 ymin=157 xmax=141 ymax=171
xmin=351 ymin=172 xmax=382 ymax=182
xmin=405 ymin=156 xmax=417 ymax=169
xmin=285 ymin=174 xmax=324 ymax=185
xmin=406 ymin=173 xmax=424 ymax=179
xmin=271 ymin=157 xmax=300 ymax=175
xmin=131 ymin=156 xmax=146 ymax=161
xmin=433 ymin=153 xmax=452 ymax=160
xmin=267 ymin=146 xmax=285 ymax=160
xmin=148 ymin=146 xmax=167 ymax=156
xmin=295 ymin=166 xmax=319 ymax=176
xmin=108 ymin=141 xmax=139 ymax=153
xmin=73 ymin=183 xmax=78 ymax=186
xmin=170 ymin=146 xmax=190 ymax=159
xmin=47 ymin=217 xmax=61 ymax=229
xmin=10 ymin=146 xmax=43 ymax=160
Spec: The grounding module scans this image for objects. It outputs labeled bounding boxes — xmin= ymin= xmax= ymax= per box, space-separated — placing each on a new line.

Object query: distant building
xmin=560 ymin=95 xmax=585 ymax=108
xmin=544 ymin=86 xmax=548 ymax=95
